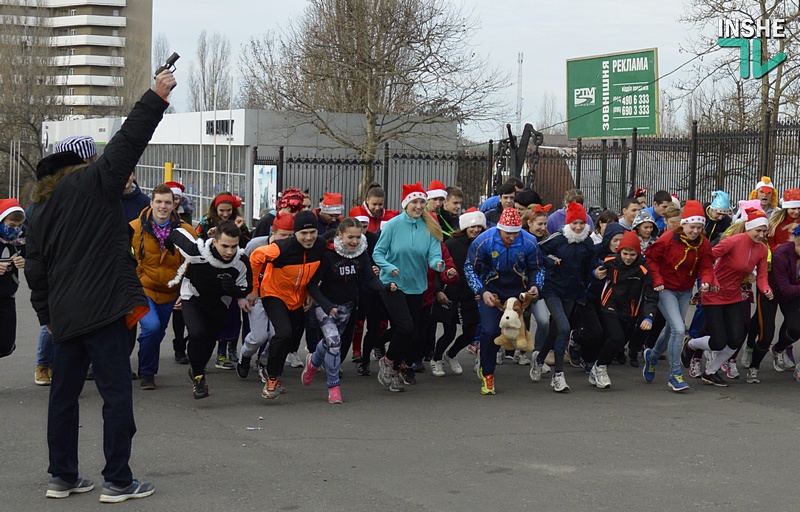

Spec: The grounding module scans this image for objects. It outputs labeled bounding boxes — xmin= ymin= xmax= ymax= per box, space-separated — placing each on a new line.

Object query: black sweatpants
xmin=381 ymin=290 xmax=424 ymax=370
xmin=434 ymin=299 xmax=478 ymax=361
xmin=263 ymin=297 xmax=306 ymax=378
xmin=182 ymin=298 xmax=229 ymax=377
xmin=0 ymin=297 xmax=17 ymax=357
xmin=598 ymin=312 xmax=638 ymax=366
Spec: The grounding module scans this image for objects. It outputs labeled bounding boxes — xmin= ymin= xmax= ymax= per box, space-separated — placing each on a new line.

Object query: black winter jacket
xmin=25 ymin=90 xmax=168 ymax=341
xmin=599 ymin=253 xmax=658 ymax=322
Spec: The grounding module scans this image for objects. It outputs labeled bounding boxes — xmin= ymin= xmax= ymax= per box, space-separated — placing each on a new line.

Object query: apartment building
xmin=0 ymin=0 xmax=152 ymax=116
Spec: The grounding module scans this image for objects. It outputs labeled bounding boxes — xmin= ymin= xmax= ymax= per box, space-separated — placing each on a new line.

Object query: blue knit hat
xmin=709 ymin=190 xmax=732 ymax=214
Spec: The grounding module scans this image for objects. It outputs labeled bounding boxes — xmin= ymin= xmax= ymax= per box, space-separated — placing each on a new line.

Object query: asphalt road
xmin=1 ymin=277 xmax=799 ymax=512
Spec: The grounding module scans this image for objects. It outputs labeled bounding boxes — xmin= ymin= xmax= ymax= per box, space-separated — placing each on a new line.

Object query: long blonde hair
xmin=423 ymin=211 xmax=444 ymax=241
xmin=767 ymin=208 xmax=799 ymax=237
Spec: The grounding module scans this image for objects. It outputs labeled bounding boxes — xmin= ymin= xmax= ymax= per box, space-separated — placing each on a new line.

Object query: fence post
xmin=629 ymin=127 xmax=638 ymax=193
xmin=620 ymin=139 xmax=627 ymax=205
xmin=762 ymin=109 xmax=772 ymax=178
xmin=576 ymin=137 xmax=582 ymax=189
xmin=487 ymin=139 xmax=494 ymax=196
xmin=382 ymin=143 xmax=390 ymax=198
xmin=277 ymin=145 xmax=284 ymax=192
xmin=689 ymin=121 xmax=698 ymax=200
xmin=600 ymin=139 xmax=607 ymax=209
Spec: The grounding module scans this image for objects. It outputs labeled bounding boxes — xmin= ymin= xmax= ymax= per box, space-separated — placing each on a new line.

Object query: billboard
xmin=567 ymin=48 xmax=659 ymax=139
xmin=253 ymin=164 xmax=278 ymax=216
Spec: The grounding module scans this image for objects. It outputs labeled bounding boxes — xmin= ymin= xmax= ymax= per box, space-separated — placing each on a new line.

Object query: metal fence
xmin=257 ymin=145 xmax=490 ymax=211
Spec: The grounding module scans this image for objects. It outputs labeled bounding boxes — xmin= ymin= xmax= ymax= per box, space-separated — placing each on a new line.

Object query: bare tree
xmin=187 ymin=30 xmax=232 ymax=112
xmin=0 ymin=1 xmax=68 ymax=185
xmin=676 ymin=1 xmax=800 ymax=127
xmin=535 ymin=92 xmax=566 ymax=135
xmin=239 ymin=0 xmax=509 ymax=196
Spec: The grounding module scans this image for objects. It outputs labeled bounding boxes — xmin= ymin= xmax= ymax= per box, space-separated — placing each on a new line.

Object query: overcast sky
xmin=152 ymin=0 xmax=699 ymax=141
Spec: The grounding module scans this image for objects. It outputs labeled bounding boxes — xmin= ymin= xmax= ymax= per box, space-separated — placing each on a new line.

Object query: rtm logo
xmin=574 ymin=87 xmax=595 ymax=106
xmin=718 ymin=18 xmax=787 ymax=79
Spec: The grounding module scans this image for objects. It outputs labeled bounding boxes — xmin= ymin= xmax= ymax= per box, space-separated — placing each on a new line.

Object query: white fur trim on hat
xmin=497 ymin=223 xmax=521 ymax=233
xmin=169 ymin=187 xmax=183 ymax=196
xmin=680 ymin=215 xmax=705 ymax=225
xmin=746 ymin=216 xmax=769 ymax=231
xmin=426 ymin=189 xmax=447 ymax=200
xmin=402 ymin=191 xmax=427 ymax=209
xmin=0 ymin=205 xmax=24 ymax=221
xmin=781 ymin=200 xmax=800 ymax=209
xmin=459 ymin=210 xmax=486 ymax=231
xmin=354 ymin=215 xmax=369 ymax=223
xmin=320 ymin=204 xmax=343 ymax=215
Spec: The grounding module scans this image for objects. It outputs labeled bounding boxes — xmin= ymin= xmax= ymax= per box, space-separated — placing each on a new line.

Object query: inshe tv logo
xmin=718 ymin=18 xmax=787 ymax=79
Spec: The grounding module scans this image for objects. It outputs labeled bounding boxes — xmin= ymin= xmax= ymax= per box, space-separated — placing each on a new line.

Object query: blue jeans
xmin=48 ymin=318 xmax=136 ymax=487
xmin=36 ymin=325 xmax=54 ymax=367
xmin=529 ymin=299 xmax=550 ymax=352
xmin=137 ymin=298 xmax=176 ymax=376
xmin=542 ymin=296 xmax=576 ymax=373
xmin=311 ymin=303 xmax=354 ymax=388
xmin=478 ymin=302 xmax=502 ymax=376
xmin=651 ymin=289 xmax=693 ymax=375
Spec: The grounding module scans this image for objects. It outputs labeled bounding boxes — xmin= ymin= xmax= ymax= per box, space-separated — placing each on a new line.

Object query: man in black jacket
xmin=25 ymin=71 xmax=176 ymax=503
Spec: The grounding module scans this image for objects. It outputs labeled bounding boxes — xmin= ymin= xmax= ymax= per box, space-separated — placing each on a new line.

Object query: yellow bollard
xmin=164 ymin=162 xmax=173 ymax=182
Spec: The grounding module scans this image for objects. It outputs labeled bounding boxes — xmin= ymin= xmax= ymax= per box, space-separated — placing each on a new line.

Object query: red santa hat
xmin=565 ymin=201 xmax=587 ymax=224
xmin=0 ymin=198 xmax=24 ymax=222
xmin=348 ymin=205 xmax=369 ymax=224
xmin=401 ymin=182 xmax=428 ymax=209
xmin=780 ymin=188 xmax=800 ymax=209
xmin=681 ymin=200 xmax=705 ymax=225
xmin=165 ymin=181 xmax=185 ymax=196
xmin=618 ymin=230 xmax=642 ymax=255
xmin=459 ymin=207 xmax=486 ymax=231
xmin=745 ymin=208 xmax=769 ymax=231
xmin=273 ymin=211 xmax=295 ymax=232
xmin=320 ymin=192 xmax=344 ymax=215
xmin=497 ymin=207 xmax=522 ymax=233
xmin=426 ymin=180 xmax=447 ymax=200
xmin=671 ymin=194 xmax=681 ymax=208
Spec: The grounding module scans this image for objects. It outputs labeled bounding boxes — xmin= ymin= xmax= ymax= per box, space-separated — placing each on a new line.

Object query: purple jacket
xmin=768 ymin=242 xmax=800 ymax=303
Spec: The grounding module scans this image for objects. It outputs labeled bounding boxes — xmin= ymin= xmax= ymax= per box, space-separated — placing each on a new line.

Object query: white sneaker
xmin=772 ymin=348 xmax=789 ymax=372
xmin=431 ymin=360 xmax=445 ymax=377
xmin=286 ymin=352 xmax=304 ymax=368
xmin=722 ymin=360 xmax=739 ymax=379
xmin=551 ymin=371 xmax=570 ymax=392
xmin=781 ymin=350 xmax=795 ymax=370
xmin=589 ymin=364 xmax=611 ymax=389
xmin=529 ymin=351 xmax=542 ymax=382
xmin=746 ymin=367 xmax=760 ymax=383
xmin=515 ymin=350 xmax=531 ymax=365
xmin=541 ymin=362 xmax=551 ymax=374
xmin=443 ymin=352 xmax=463 ymax=375
xmin=689 ymin=358 xmax=702 ymax=378
xmin=496 ymin=351 xmax=503 ymax=365
xmin=741 ymin=346 xmax=753 ymax=368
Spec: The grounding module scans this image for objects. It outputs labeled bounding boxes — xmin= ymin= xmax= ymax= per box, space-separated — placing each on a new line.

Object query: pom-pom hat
xmin=497 ymin=208 xmax=522 ymax=233
xmin=745 ymin=208 xmax=769 ymax=231
xmin=401 ymin=182 xmax=428 ymax=209
xmin=426 ymin=180 xmax=447 ymax=200
xmin=709 ymin=190 xmax=731 ymax=214
xmin=565 ymin=201 xmax=587 ymax=224
xmin=754 ymin=176 xmax=775 ymax=193
xmin=459 ymin=207 xmax=486 ymax=231
xmin=681 ymin=200 xmax=706 ymax=225
xmin=320 ymin=192 xmax=344 ymax=215
xmin=780 ymin=188 xmax=800 ymax=209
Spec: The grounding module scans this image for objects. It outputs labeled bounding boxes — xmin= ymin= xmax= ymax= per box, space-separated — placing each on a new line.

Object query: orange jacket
xmin=249 ymin=235 xmax=326 ymax=310
xmin=130 ymin=209 xmax=195 ymax=304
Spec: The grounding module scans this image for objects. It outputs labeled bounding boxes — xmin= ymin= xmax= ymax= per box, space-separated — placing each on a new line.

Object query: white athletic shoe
xmin=443 ymin=352 xmax=463 ymax=375
xmin=551 ymin=371 xmax=570 ymax=392
xmin=529 ymin=351 xmax=542 ymax=382
xmin=589 ymin=364 xmax=611 ymax=389
xmin=514 ymin=350 xmax=531 ymax=365
xmin=431 ymin=360 xmax=445 ymax=377
xmin=286 ymin=352 xmax=304 ymax=368
xmin=746 ymin=367 xmax=760 ymax=384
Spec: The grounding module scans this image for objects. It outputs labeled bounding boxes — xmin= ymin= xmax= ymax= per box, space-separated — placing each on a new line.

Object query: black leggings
xmin=381 ymin=290 xmax=424 ymax=370
xmin=704 ymin=302 xmax=747 ymax=351
xmin=434 ymin=300 xmax=478 ymax=361
xmin=182 ymin=299 xmax=229 ymax=376
xmin=751 ymin=296 xmax=800 ymax=368
xmin=263 ymin=297 xmax=306 ymax=378
xmin=0 ymin=297 xmax=16 ymax=358
xmin=171 ymin=309 xmax=187 ymax=354
xmin=361 ymin=292 xmax=389 ymax=360
xmin=747 ymin=291 xmax=778 ymax=351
